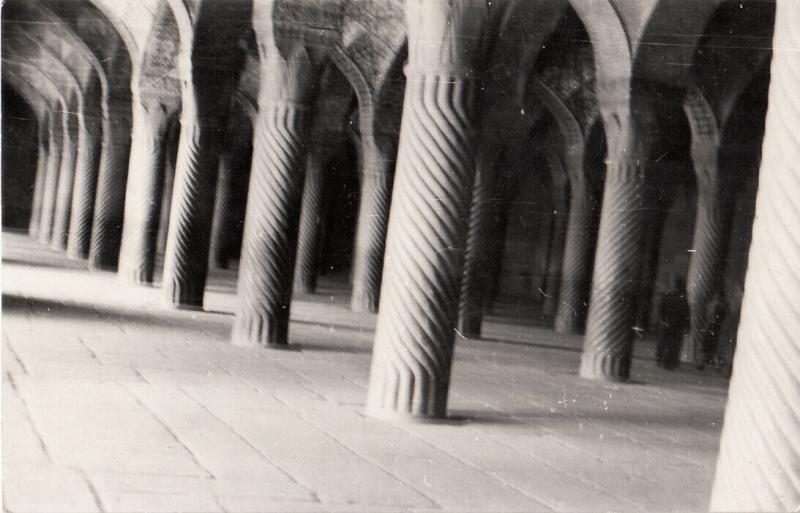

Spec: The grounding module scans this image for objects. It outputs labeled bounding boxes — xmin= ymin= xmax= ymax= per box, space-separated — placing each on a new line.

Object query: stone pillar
xmin=350 ymin=138 xmax=393 ymax=312
xmin=554 ymin=149 xmax=595 ymax=334
xmin=580 ymin=103 xmax=650 ymax=382
xmin=67 ymin=88 xmax=103 ymax=260
xmin=685 ymin=117 xmax=727 ymax=369
xmin=28 ymin=112 xmax=50 ymax=239
xmin=633 ymin=199 xmax=669 ymax=331
xmin=38 ymin=107 xmax=64 ymax=244
xmin=118 ymin=102 xmax=169 ymax=285
xmin=89 ymin=97 xmax=132 ymax=271
xmin=50 ymin=99 xmax=80 ymax=250
xmin=162 ymin=104 xmax=225 ymax=308
xmin=156 ymin=122 xmax=179 ymax=255
xmin=208 ymin=152 xmax=235 ymax=270
xmin=457 ymin=151 xmax=494 ymax=337
xmin=710 ymin=2 xmax=800 ymax=509
xmin=542 ymin=152 xmax=570 ymax=319
xmin=231 ymin=42 xmax=320 ymax=347
xmin=366 ymin=0 xmax=487 ymax=420
xmin=293 ymin=148 xmax=327 ymax=293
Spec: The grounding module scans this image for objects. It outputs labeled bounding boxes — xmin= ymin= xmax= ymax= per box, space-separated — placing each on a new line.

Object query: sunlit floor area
xmin=3 ymin=231 xmax=731 ymax=512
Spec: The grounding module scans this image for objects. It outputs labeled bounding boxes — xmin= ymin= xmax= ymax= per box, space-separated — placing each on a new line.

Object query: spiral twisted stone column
xmin=580 ymin=158 xmax=647 ymax=381
xmin=156 ymin=138 xmax=177 ymax=256
xmin=89 ymin=101 xmax=132 ymax=271
xmin=554 ymin=173 xmax=595 ymax=334
xmin=38 ymin=109 xmax=64 ymax=244
xmin=634 ymin=201 xmax=669 ymax=332
xmin=209 ymin=153 xmax=235 ymax=269
xmin=67 ymin=123 xmax=102 ymax=260
xmin=29 ymin=115 xmax=50 ymax=239
xmin=162 ymin=114 xmax=223 ymax=308
xmin=457 ymin=153 xmax=493 ymax=337
xmin=351 ymin=141 xmax=393 ymax=313
xmin=686 ymin=171 xmax=727 ymax=365
xmin=118 ymin=104 xmax=168 ymax=285
xmin=51 ymin=110 xmax=80 ymax=250
xmin=710 ymin=2 xmax=800 ymax=509
xmin=542 ymin=157 xmax=570 ymax=319
xmin=293 ymin=149 xmax=327 ymax=294
xmin=232 ymin=102 xmax=308 ymax=346
xmin=367 ymin=70 xmax=481 ymax=418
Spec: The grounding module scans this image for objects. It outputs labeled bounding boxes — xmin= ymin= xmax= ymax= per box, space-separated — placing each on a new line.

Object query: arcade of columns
xmin=2 ymin=0 xmax=798 ymax=509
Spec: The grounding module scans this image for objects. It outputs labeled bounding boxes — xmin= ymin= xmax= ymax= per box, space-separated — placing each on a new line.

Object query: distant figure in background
xmin=695 ymin=294 xmax=728 ymax=370
xmin=656 ymin=276 xmax=690 ymax=370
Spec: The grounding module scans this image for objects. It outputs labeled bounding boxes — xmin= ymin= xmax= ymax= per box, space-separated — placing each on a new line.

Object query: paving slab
xmin=2 ymin=233 xmax=730 ymax=512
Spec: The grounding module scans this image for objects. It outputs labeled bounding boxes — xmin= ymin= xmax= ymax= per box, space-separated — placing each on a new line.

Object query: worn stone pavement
xmin=2 ymin=231 xmax=732 ymax=512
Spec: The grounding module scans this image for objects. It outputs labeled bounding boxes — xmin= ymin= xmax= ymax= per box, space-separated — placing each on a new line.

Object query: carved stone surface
xmin=89 ymin=98 xmax=132 ymax=271
xmin=541 ymin=150 xmax=570 ymax=319
xmin=457 ymin=151 xmax=494 ymax=338
xmin=232 ymin=101 xmax=309 ymax=346
xmin=350 ymin=141 xmax=392 ymax=313
xmin=162 ymin=113 xmax=223 ymax=308
xmin=366 ymin=0 xmax=487 ymax=420
xmin=293 ymin=149 xmax=327 ymax=294
xmin=683 ymin=87 xmax=727 ymax=368
xmin=28 ymin=113 xmax=50 ymax=239
xmin=710 ymin=2 xmax=800 ymax=509
xmin=38 ymin=107 xmax=64 ymax=244
xmin=66 ymin=111 xmax=102 ymax=260
xmin=117 ymin=103 xmax=169 ymax=285
xmin=554 ymin=155 xmax=595 ymax=334
xmin=579 ymin=113 xmax=648 ymax=381
xmin=50 ymin=107 xmax=79 ymax=250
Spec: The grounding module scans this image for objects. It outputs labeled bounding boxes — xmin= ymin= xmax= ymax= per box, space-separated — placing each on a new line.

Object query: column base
xmin=293 ymin=276 xmax=316 ymax=295
xmin=118 ymin=266 xmax=154 ymax=287
xmin=231 ymin=310 xmax=290 ymax=348
xmin=351 ymin=288 xmax=379 ymax=313
xmin=66 ymin=246 xmax=89 ymax=261
xmin=89 ymin=258 xmax=119 ymax=273
xmin=164 ymin=280 xmax=204 ymax=310
xmin=578 ymin=352 xmax=631 ymax=382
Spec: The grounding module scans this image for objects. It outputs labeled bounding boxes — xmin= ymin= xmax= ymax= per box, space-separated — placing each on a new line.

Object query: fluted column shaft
xmin=686 ymin=167 xmax=726 ymax=362
xmin=29 ymin=113 xmax=50 ymax=239
xmin=542 ymin=163 xmax=570 ymax=319
xmin=67 ymin=115 xmax=102 ymax=259
xmin=580 ymin=155 xmax=647 ymax=381
xmin=710 ymin=1 xmax=800 ymax=509
xmin=457 ymin=153 xmax=493 ymax=337
xmin=293 ymin=149 xmax=327 ymax=293
xmin=162 ymin=109 xmax=224 ymax=308
xmin=89 ymin=97 xmax=132 ymax=271
xmin=232 ymin=102 xmax=309 ymax=345
xmin=367 ymin=70 xmax=481 ymax=419
xmin=351 ymin=140 xmax=393 ymax=312
xmin=38 ymin=108 xmax=64 ymax=244
xmin=555 ymin=172 xmax=595 ymax=334
xmin=634 ymin=201 xmax=669 ymax=331
xmin=156 ymin=134 xmax=177 ymax=255
xmin=51 ymin=104 xmax=81 ymax=250
xmin=209 ymin=151 xmax=236 ymax=269
xmin=118 ymin=103 xmax=169 ymax=285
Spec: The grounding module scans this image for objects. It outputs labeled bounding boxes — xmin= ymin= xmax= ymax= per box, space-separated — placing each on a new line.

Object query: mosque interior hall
xmin=2 ymin=0 xmax=799 ymax=511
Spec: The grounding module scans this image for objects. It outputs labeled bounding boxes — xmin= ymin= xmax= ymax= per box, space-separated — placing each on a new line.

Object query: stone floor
xmin=2 ymin=231 xmax=732 ymax=512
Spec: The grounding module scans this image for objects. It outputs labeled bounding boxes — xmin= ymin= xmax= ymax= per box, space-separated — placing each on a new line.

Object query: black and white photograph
xmin=1 ymin=0 xmax=797 ymax=511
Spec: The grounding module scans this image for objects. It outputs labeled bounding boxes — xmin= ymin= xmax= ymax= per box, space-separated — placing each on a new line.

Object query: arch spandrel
xmin=43 ymin=0 xmax=132 ymax=102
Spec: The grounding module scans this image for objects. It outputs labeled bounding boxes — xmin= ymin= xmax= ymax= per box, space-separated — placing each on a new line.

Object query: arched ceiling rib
xmin=43 ymin=0 xmax=132 ymax=103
